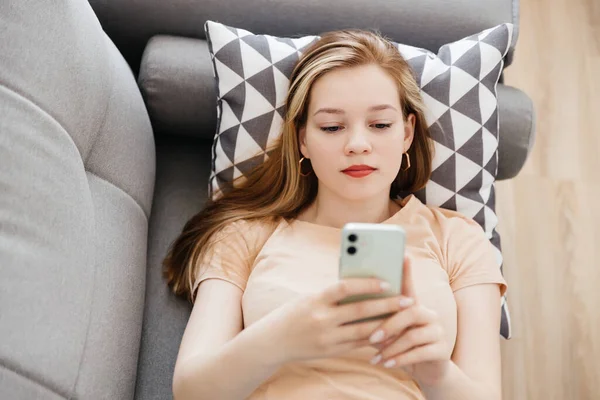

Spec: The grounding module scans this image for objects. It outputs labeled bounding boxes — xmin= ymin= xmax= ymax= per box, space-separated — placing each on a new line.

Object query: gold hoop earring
xmin=401 ymin=152 xmax=411 ymax=171
xmin=299 ymin=157 xmax=312 ymax=177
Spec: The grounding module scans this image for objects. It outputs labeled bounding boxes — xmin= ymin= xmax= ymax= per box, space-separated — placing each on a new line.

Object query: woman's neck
xmin=298 ymin=190 xmax=401 ymax=229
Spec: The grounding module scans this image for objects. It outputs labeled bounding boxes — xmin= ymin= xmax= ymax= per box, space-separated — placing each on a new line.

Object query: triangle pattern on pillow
xmin=407 ymin=54 xmax=427 ymax=85
xmin=240 ymin=40 xmax=273 ymax=79
xmin=222 ymin=82 xmax=246 ymax=122
xmin=241 ymin=34 xmax=272 ymax=62
xmin=242 ymin=111 xmax=276 ymax=151
xmin=209 ymin=22 xmax=241 ymax=54
xmin=457 ymin=128 xmax=484 ymax=166
xmin=246 ymin=67 xmax=278 ymax=107
xmin=217 ymin=124 xmax=240 ymax=165
xmin=455 ymin=152 xmax=482 ymax=193
xmin=241 ymin=82 xmax=274 ymax=123
xmin=236 ymin=154 xmax=265 ymax=175
xmin=214 ymin=58 xmax=244 ymax=99
xmin=396 ymin=44 xmax=428 ymax=61
xmin=449 ymin=66 xmax=480 ymax=106
xmin=274 ymin=52 xmax=302 ymax=79
xmin=425 ymin=180 xmax=456 ymax=207
xmin=452 ymin=84 xmax=480 ymax=121
xmin=450 ymin=39 xmax=480 ymax=69
xmin=422 ymin=68 xmax=452 ymax=107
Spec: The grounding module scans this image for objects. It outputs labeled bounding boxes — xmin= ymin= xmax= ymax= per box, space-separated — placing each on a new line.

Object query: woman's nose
xmin=344 ymin=129 xmax=372 ymax=155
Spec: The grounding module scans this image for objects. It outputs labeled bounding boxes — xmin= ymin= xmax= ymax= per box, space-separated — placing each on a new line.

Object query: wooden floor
xmin=498 ymin=0 xmax=600 ymax=398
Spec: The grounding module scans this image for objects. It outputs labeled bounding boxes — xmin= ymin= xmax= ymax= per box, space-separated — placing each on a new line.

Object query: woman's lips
xmin=343 ymin=170 xmax=374 ymax=178
xmin=342 ymin=166 xmax=376 ymax=178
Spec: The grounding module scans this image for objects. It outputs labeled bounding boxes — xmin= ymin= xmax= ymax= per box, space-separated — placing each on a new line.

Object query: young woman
xmin=164 ymin=29 xmax=507 ymax=400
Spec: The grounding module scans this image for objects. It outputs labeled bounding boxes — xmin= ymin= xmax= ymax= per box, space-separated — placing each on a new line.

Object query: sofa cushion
xmin=134 ymin=136 xmax=213 ymax=400
xmin=0 ymin=0 xmax=155 ymax=398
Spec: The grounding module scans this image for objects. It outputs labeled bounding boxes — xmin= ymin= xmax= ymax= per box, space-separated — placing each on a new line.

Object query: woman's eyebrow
xmin=369 ymin=104 xmax=398 ymax=112
xmin=313 ymin=107 xmax=345 ymax=116
xmin=313 ymin=104 xmax=397 ymax=116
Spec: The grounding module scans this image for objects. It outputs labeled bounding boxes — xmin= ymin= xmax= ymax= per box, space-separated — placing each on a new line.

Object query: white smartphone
xmin=338 ymin=223 xmax=406 ymax=319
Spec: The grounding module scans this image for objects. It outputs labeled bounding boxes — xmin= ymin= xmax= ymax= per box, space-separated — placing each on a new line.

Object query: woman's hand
xmin=368 ymin=257 xmax=452 ymax=386
xmin=261 ymin=277 xmax=412 ymax=365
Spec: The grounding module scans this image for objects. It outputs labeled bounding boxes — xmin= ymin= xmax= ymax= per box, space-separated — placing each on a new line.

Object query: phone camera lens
xmin=348 ymin=234 xmax=357 ymax=242
xmin=347 ymin=246 xmax=357 ymax=255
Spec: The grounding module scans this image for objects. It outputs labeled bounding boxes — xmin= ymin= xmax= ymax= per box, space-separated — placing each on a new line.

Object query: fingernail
xmin=369 ymin=329 xmax=385 ymax=344
xmin=399 ymin=297 xmax=414 ymax=308
xmin=380 ymin=281 xmax=391 ymax=291
xmin=370 ymin=354 xmax=382 ymax=365
xmin=383 ymin=359 xmax=396 ymax=368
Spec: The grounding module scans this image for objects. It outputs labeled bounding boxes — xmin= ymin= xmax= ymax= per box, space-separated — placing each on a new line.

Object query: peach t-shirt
xmin=192 ymin=194 xmax=507 ymax=400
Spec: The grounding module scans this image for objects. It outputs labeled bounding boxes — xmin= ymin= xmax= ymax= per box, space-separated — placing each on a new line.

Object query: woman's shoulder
xmin=405 ymin=198 xmax=495 ymax=269
xmin=217 ymin=217 xmax=283 ymax=249
xmin=430 ymin=206 xmax=481 ymax=228
xmin=403 ymin=195 xmax=485 ymax=234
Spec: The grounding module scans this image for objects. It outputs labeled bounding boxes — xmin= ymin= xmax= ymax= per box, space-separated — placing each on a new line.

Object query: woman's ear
xmin=404 ymin=113 xmax=416 ymax=149
xmin=299 ymin=126 xmax=310 ymax=158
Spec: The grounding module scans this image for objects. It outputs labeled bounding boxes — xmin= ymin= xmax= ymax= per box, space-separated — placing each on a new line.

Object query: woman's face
xmin=300 ymin=64 xmax=415 ymax=201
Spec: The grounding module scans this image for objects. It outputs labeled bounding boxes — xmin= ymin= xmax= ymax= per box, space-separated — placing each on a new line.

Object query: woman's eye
xmin=372 ymin=123 xmax=392 ymax=130
xmin=321 ymin=126 xmax=342 ymax=133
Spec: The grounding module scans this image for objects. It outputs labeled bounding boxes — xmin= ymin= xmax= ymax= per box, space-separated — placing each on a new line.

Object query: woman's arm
xmin=418 ymin=283 xmax=503 ymax=400
xmin=368 ymin=257 xmax=503 ymax=399
xmin=173 ymin=273 xmax=408 ymax=399
xmin=172 ymin=279 xmax=284 ymax=400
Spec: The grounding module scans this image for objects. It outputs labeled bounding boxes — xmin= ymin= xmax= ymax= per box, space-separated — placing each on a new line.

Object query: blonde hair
xmin=163 ymin=29 xmax=434 ymax=301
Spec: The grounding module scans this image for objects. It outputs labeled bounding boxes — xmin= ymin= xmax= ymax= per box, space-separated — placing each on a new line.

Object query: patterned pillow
xmin=205 ymin=20 xmax=513 ymax=339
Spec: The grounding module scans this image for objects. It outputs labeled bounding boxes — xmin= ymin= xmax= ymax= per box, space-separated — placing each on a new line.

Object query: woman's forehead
xmin=308 ymin=66 xmax=402 ymax=114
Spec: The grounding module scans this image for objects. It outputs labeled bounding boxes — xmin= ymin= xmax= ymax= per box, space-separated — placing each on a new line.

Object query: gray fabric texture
xmin=86 ymin=37 xmax=157 ymax=217
xmin=138 ymin=36 xmax=217 ymax=140
xmin=0 ymin=368 xmax=66 ymax=400
xmin=497 ymin=83 xmax=536 ymax=180
xmin=72 ymin=173 xmax=148 ymax=399
xmin=0 ymin=83 xmax=96 ymax=398
xmin=134 ymin=136 xmax=212 ymax=400
xmin=0 ymin=0 xmax=155 ymax=398
xmin=89 ymin=0 xmax=519 ymax=75
xmin=137 ymin=34 xmax=534 ymax=180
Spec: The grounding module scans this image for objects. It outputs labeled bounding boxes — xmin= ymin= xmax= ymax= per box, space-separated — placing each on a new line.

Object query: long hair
xmin=163 ymin=29 xmax=434 ymax=302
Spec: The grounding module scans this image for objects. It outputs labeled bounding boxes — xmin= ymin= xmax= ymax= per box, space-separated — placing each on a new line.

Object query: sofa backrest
xmin=89 ymin=0 xmax=520 ymax=76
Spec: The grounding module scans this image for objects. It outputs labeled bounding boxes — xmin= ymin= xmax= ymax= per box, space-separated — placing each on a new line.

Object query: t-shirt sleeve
xmin=191 ymin=221 xmax=254 ymax=299
xmin=441 ymin=212 xmax=507 ymax=296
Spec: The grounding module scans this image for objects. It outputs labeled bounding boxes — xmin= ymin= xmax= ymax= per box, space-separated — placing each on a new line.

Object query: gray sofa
xmin=0 ymin=0 xmax=534 ymax=399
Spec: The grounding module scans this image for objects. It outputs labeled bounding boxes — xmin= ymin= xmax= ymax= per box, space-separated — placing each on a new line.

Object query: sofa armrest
xmin=138 ymin=35 xmax=217 ymax=140
xmin=497 ymin=84 xmax=536 ymax=180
